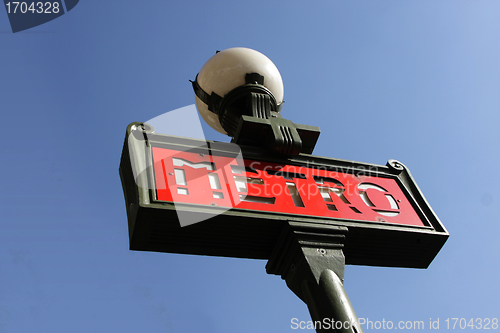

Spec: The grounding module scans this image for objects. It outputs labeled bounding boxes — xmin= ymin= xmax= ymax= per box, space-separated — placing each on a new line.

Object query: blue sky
xmin=1 ymin=1 xmax=499 ymax=332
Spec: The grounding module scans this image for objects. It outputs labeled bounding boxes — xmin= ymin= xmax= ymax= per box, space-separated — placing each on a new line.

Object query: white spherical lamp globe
xmin=194 ymin=47 xmax=284 ymax=135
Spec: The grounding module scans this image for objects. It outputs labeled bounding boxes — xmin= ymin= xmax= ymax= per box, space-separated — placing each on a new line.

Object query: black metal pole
xmin=266 ymin=221 xmax=363 ymax=333
xmin=301 ymin=269 xmax=363 ymax=333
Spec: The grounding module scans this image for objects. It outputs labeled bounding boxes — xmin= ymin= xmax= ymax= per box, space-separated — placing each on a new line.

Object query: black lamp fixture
xmin=191 ymin=47 xmax=320 ymax=155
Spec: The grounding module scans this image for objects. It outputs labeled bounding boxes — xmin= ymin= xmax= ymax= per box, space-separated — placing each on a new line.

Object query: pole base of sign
xmin=266 ymin=221 xmax=364 ymax=333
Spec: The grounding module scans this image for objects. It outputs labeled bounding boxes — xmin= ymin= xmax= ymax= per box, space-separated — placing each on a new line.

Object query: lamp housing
xmin=192 ymin=47 xmax=320 ymax=155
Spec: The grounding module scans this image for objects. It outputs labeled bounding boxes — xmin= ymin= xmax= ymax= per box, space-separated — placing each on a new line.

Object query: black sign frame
xmin=120 ymin=122 xmax=448 ymax=268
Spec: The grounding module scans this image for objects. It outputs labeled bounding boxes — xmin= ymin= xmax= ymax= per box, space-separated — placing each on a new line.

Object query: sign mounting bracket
xmin=267 ymin=221 xmax=363 ymax=332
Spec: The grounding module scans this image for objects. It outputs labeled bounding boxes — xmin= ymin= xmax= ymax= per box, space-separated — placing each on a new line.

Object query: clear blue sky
xmin=1 ymin=1 xmax=499 ymax=332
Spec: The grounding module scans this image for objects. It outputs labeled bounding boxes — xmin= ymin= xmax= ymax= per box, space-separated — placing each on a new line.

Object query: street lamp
xmin=119 ymin=47 xmax=448 ymax=333
xmin=191 ymin=47 xmax=320 ymax=155
xmin=191 ymin=47 xmax=363 ymax=332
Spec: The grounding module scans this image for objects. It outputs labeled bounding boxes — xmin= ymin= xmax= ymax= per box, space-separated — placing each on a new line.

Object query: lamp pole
xmin=267 ymin=221 xmax=363 ymax=333
xmin=120 ymin=47 xmax=448 ymax=333
xmin=193 ymin=48 xmax=362 ymax=332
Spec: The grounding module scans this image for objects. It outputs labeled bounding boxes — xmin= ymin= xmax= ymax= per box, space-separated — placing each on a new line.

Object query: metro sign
xmin=120 ymin=123 xmax=448 ymax=268
xmin=153 ymin=148 xmax=423 ymax=227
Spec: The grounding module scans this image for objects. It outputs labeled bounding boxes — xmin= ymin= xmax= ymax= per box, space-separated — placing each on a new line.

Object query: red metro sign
xmin=120 ymin=124 xmax=448 ymax=268
xmin=153 ymin=147 xmax=424 ymax=227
